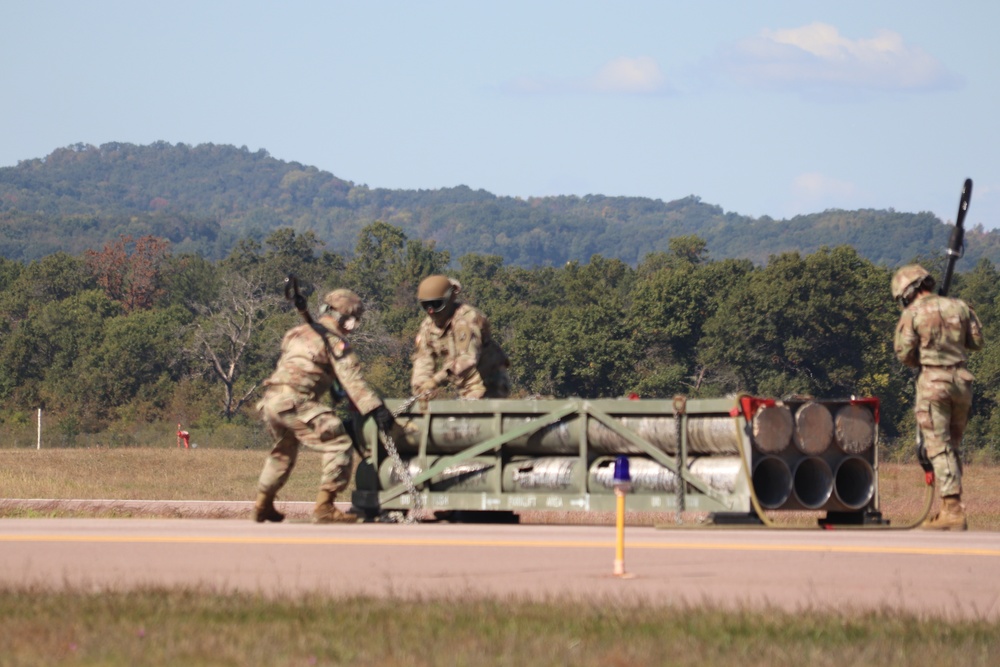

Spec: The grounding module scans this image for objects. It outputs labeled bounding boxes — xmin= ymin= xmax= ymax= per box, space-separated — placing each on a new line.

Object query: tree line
xmin=2 ymin=222 xmax=1000 ymax=457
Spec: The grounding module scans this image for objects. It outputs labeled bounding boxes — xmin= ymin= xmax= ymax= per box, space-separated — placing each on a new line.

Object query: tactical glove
xmin=916 ymin=438 xmax=933 ymax=473
xmin=372 ymin=405 xmax=395 ymax=433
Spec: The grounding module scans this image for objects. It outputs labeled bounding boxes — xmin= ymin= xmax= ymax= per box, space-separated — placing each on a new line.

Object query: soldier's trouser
xmin=257 ymin=400 xmax=354 ymax=496
xmin=915 ymin=366 xmax=974 ymax=498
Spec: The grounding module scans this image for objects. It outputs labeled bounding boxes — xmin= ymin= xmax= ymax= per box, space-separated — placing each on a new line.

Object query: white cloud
xmin=722 ymin=23 xmax=959 ymax=94
xmin=589 ymin=56 xmax=667 ymax=94
xmin=506 ymin=56 xmax=670 ymax=95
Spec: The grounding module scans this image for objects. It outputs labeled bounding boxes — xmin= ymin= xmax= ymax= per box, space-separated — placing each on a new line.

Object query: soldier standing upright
xmin=254 ymin=288 xmax=394 ymax=524
xmin=892 ymin=264 xmax=984 ymax=530
xmin=410 ymin=275 xmax=510 ymax=406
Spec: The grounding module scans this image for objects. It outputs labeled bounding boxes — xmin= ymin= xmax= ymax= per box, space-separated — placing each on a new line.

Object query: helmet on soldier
xmin=417 ymin=275 xmax=456 ymax=314
xmin=321 ymin=289 xmax=364 ymax=330
xmin=891 ymin=265 xmax=935 ymax=306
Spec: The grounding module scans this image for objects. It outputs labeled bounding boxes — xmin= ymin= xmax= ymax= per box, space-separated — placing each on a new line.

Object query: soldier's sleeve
xmin=330 ymin=341 xmax=383 ymax=415
xmin=894 ymin=312 xmax=920 ymax=367
xmin=967 ymin=305 xmax=985 ymax=352
xmin=410 ymin=325 xmax=436 ymax=392
xmin=450 ymin=314 xmax=484 ymax=379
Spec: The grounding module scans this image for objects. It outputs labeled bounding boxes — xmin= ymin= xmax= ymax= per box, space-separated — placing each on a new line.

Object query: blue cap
xmin=613 ymin=456 xmax=631 ymax=483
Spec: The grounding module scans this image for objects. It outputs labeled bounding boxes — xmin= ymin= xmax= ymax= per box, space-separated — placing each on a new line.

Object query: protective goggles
xmin=420 ymin=298 xmax=448 ymax=313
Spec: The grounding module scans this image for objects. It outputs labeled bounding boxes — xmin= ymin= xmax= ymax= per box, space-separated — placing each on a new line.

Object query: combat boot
xmin=312 ymin=489 xmax=359 ymax=524
xmin=253 ymin=491 xmax=285 ymax=523
xmin=921 ymin=495 xmax=967 ymax=531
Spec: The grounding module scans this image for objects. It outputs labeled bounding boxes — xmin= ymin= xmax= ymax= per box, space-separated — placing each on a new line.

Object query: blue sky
xmin=3 ymin=1 xmax=998 ymax=231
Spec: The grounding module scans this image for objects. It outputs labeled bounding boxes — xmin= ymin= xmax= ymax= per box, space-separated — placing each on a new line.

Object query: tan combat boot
xmin=312 ymin=489 xmax=359 ymax=524
xmin=921 ymin=495 xmax=967 ymax=531
xmin=253 ymin=491 xmax=285 ymax=523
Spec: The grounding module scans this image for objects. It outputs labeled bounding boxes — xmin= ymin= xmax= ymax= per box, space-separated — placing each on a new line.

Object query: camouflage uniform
xmin=894 ymin=292 xmax=984 ymax=498
xmin=257 ymin=315 xmax=383 ymax=502
xmin=411 ymin=302 xmax=511 ymax=399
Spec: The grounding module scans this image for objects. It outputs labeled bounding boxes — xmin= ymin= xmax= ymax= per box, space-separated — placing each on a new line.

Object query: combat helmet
xmin=321 ymin=288 xmax=364 ymax=321
xmin=417 ymin=275 xmax=458 ymax=313
xmin=891 ymin=265 xmax=935 ymax=306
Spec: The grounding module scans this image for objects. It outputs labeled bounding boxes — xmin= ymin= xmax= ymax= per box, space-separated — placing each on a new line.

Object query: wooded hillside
xmin=3 ymin=142 xmax=998 ymax=269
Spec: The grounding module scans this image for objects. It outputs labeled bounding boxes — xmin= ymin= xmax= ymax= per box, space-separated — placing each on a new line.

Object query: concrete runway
xmin=2 ymin=515 xmax=999 ymax=620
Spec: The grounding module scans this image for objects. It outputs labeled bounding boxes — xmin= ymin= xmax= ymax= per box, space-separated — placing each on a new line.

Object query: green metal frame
xmin=353 ymin=397 xmax=753 ymax=516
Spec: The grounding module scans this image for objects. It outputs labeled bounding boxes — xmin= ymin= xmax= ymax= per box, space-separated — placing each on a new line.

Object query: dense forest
xmin=2 ymin=223 xmax=1000 ymax=459
xmin=3 ymin=142 xmax=1000 ymax=268
xmin=2 ymin=142 xmax=1000 ymax=457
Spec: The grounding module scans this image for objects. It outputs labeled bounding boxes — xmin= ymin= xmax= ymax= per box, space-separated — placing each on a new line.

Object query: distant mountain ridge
xmin=2 ymin=141 xmax=998 ymax=268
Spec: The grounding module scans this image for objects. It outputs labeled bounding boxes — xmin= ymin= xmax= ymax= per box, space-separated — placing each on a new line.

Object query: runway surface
xmin=2 ymin=515 xmax=999 ymax=620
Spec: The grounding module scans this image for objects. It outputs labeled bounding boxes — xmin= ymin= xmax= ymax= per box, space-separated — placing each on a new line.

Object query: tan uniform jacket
xmin=894 ymin=293 xmax=984 ymax=368
xmin=411 ymin=302 xmax=509 ymax=398
xmin=263 ymin=315 xmax=382 ymax=417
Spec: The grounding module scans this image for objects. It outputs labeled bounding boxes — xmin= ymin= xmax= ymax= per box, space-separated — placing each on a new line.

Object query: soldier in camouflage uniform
xmin=254 ymin=289 xmax=394 ymax=524
xmin=893 ymin=264 xmax=984 ymax=530
xmin=411 ymin=275 xmax=510 ymax=406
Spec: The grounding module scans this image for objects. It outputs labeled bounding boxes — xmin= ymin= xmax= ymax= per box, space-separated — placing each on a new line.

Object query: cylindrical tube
xmin=589 ymin=456 xmax=676 ymax=494
xmin=377 ymin=456 xmax=500 ymax=493
xmin=588 ymin=456 xmax=743 ymax=495
xmin=832 ymin=455 xmax=875 ymax=510
xmin=792 ymin=456 xmax=834 ymax=510
xmin=751 ymin=456 xmax=793 ymax=509
xmin=793 ymin=402 xmax=833 ymax=455
xmin=834 ymin=404 xmax=875 ymax=454
xmin=587 ymin=416 xmax=740 ymax=455
xmin=752 ymin=404 xmax=793 ymax=454
xmin=502 ymin=457 xmax=586 ymax=493
xmin=390 ymin=413 xmax=741 ymax=456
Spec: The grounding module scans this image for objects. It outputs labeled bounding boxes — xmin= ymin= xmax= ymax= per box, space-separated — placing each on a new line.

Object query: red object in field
xmin=177 ymin=424 xmax=190 ymax=449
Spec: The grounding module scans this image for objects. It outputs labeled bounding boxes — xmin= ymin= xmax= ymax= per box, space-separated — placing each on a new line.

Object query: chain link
xmin=376 ymin=393 xmax=427 ymax=524
xmin=673 ymin=395 xmax=686 ymax=525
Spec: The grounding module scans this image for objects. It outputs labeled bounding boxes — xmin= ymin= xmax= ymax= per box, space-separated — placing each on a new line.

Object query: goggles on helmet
xmin=420 ymin=298 xmax=447 ymax=313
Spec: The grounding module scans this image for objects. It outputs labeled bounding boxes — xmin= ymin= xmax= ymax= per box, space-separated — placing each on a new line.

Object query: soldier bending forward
xmin=254 ymin=289 xmax=393 ymax=524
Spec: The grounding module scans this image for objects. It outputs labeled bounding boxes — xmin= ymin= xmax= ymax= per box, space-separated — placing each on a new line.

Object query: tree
xmin=67 ymin=305 xmax=191 ymax=425
xmin=263 ymin=227 xmax=324 ymax=279
xmin=188 ymin=269 xmax=287 ymax=420
xmin=85 ymin=235 xmax=171 ymax=313
xmin=345 ymin=221 xmax=407 ymax=308
xmin=698 ymin=247 xmax=892 ymax=400
xmin=0 ymin=252 xmax=94 ymax=328
xmin=667 ymin=234 xmax=709 ymax=265
xmin=628 ymin=257 xmax=753 ymax=396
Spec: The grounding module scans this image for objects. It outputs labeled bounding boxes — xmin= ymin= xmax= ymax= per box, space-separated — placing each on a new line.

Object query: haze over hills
xmin=2 ymin=142 xmax=998 ymax=270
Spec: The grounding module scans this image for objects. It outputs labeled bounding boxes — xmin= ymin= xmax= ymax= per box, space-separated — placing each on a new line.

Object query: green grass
xmin=0 ymin=448 xmax=323 ymax=503
xmin=0 ymin=588 xmax=997 ymax=667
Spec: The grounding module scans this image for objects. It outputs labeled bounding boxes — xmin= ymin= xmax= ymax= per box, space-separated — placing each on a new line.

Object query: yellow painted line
xmin=1 ymin=534 xmax=999 ymax=558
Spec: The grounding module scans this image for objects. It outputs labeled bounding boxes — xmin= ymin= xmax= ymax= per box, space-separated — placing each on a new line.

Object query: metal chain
xmin=673 ymin=395 xmax=686 ymax=525
xmin=376 ymin=393 xmax=426 ymax=524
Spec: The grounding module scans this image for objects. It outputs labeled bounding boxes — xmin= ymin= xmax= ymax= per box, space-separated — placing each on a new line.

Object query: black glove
xmin=372 ymin=405 xmax=395 ymax=433
xmin=916 ymin=438 xmax=933 ymax=474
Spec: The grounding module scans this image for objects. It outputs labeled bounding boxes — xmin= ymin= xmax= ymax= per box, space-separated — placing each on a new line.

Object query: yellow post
xmin=614 ymin=487 xmax=626 ymax=576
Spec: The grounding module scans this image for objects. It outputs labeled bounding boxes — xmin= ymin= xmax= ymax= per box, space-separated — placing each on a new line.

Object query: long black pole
xmin=939 ymin=178 xmax=973 ymax=297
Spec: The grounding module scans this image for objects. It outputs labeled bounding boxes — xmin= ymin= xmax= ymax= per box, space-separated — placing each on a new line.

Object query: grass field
xmin=0 ymin=590 xmax=998 ymax=667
